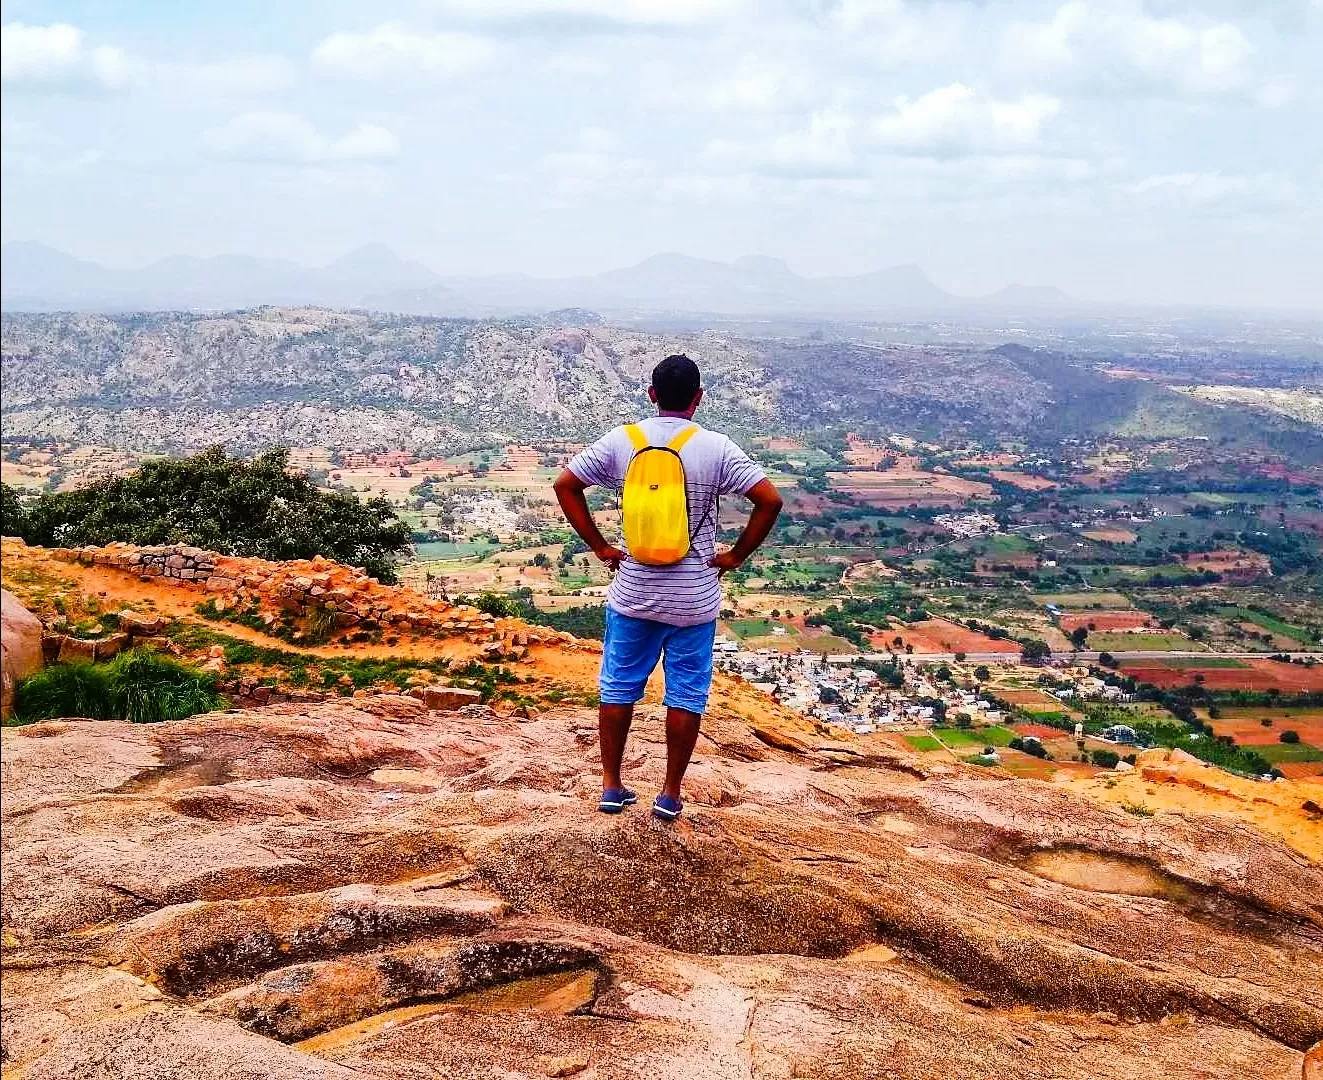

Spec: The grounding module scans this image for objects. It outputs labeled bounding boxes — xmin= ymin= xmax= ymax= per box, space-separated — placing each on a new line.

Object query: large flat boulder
xmin=1 ymin=697 xmax=1319 ymax=1079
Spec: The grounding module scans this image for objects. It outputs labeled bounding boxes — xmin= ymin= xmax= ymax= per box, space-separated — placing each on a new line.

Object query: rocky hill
xmin=3 ymin=695 xmax=1321 ymax=1078
xmin=1 ymin=540 xmax=1322 ymax=1079
xmin=10 ymin=306 xmax=1321 ymax=457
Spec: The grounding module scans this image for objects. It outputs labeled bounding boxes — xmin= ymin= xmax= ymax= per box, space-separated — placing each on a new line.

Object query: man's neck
xmin=656 ymin=410 xmax=695 ymax=420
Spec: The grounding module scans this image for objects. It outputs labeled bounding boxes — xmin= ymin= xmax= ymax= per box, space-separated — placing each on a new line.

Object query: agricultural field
xmin=1088 ymin=632 xmax=1201 ymax=652
xmin=1206 ymin=707 xmax=1323 ymax=747
xmin=1058 ymin=611 xmax=1153 ymax=633
xmin=875 ymin=619 xmax=1021 ymax=655
xmin=997 ymin=688 xmax=1072 ymax=714
xmin=1033 ymin=592 xmax=1135 ymax=610
xmin=1121 ymin=658 xmax=1323 ymax=692
xmin=933 ymin=725 xmax=1017 ymax=747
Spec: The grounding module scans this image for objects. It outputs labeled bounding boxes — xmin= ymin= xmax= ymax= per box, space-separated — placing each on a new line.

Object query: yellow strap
xmin=624 ymin=424 xmax=649 ymax=451
xmin=667 ymin=424 xmax=699 ymax=452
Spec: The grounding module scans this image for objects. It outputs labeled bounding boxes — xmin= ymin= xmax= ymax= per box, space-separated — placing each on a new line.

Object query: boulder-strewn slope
xmin=3 ymin=694 xmax=1320 ymax=1079
xmin=0 ymin=308 xmax=1160 ymax=454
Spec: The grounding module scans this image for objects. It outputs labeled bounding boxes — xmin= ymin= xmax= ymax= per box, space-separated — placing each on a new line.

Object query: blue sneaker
xmin=652 ymin=793 xmax=683 ymax=821
xmin=598 ymin=787 xmax=637 ymax=813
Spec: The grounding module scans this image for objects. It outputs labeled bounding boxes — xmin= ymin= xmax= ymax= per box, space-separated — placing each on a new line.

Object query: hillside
xmin=7 ymin=307 xmax=1320 ymax=458
xmin=2 ymin=540 xmax=1322 ymax=1078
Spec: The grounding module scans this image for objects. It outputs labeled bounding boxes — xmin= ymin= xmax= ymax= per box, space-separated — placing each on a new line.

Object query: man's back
xmin=567 ymin=416 xmax=765 ymax=626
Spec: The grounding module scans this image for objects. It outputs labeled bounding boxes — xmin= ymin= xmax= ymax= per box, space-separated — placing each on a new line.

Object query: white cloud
xmin=311 ymin=25 xmax=497 ymax=80
xmin=430 ymin=0 xmax=750 ymax=28
xmin=541 ymin=50 xmax=612 ymax=76
xmin=874 ymin=84 xmax=1062 ymax=156
xmin=538 ymin=127 xmax=646 ymax=196
xmin=653 ymin=55 xmax=819 ymax=113
xmin=830 ymin=0 xmax=970 ymax=65
xmin=706 ymin=109 xmax=859 ymax=177
xmin=1123 ymin=171 xmax=1299 ymax=207
xmin=162 ymin=55 xmax=297 ymax=97
xmin=1 ymin=22 xmax=136 ymax=92
xmin=1004 ymin=2 xmax=1256 ymax=96
xmin=201 ymin=112 xmax=400 ymax=164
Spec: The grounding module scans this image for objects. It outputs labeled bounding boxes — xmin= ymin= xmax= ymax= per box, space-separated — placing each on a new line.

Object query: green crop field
xmin=932 ymin=725 xmax=1016 ymax=748
xmin=413 ymin=539 xmax=499 ymax=562
xmin=904 ymin=734 xmax=944 ymax=752
xmin=1256 ymin=743 xmax=1323 ymax=764
xmin=1033 ymin=591 xmax=1133 ymax=609
xmin=1215 ymin=606 xmax=1312 ymax=643
xmin=1089 ymin=632 xmax=1201 ymax=652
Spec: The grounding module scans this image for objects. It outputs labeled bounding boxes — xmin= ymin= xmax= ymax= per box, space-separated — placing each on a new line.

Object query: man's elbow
xmin=553 ymin=469 xmax=582 ymax=497
xmin=751 ymin=481 xmax=784 ymax=514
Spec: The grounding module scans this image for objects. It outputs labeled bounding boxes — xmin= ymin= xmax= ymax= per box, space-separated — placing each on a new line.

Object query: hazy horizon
xmin=3 ymin=1 xmax=1321 ymax=310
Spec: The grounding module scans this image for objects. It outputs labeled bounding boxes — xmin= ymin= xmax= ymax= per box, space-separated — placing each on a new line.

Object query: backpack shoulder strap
xmin=624 ymin=424 xmax=650 ymax=452
xmin=666 ymin=424 xmax=700 ymax=452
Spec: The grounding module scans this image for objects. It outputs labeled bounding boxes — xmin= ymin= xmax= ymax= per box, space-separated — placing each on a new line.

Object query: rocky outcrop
xmin=48 ymin=542 xmax=584 ymax=655
xmin=1 ymin=589 xmax=43 ymax=719
xmin=2 ymin=698 xmax=1319 ymax=1079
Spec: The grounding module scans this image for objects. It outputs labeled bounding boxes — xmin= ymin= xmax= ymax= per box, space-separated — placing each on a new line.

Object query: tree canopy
xmin=3 ymin=447 xmax=411 ymax=582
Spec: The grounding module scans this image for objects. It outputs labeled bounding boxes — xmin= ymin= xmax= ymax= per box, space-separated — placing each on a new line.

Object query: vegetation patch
xmin=12 ymin=649 xmax=223 ymax=725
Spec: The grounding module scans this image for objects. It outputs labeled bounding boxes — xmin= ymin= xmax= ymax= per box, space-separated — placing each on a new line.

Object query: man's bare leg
xmin=661 ymin=707 xmax=702 ymax=800
xmin=599 ymin=703 xmax=634 ymax=791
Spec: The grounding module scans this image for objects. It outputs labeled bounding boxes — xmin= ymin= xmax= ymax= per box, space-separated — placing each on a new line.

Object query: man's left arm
xmin=710 ymin=478 xmax=783 ymax=576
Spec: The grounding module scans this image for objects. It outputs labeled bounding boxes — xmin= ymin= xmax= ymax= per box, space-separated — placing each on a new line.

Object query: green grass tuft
xmin=12 ymin=649 xmax=224 ymax=725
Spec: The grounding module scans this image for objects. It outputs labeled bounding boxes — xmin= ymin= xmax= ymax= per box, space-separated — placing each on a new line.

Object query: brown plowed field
xmin=1012 ymin=722 xmax=1069 ymax=740
xmin=998 ymin=689 xmax=1068 ymax=710
xmin=1207 ymin=710 xmax=1323 ymax=746
xmin=1122 ymin=658 xmax=1323 ymax=692
xmin=873 ymin=619 xmax=1021 ymax=655
xmin=1274 ymin=762 xmax=1323 ymax=780
xmin=1059 ymin=611 xmax=1154 ymax=633
xmin=990 ymin=470 xmax=1056 ymax=491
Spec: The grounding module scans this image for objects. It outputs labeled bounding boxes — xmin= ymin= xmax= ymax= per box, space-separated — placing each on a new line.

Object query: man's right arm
xmin=553 ymin=469 xmax=626 ymax=571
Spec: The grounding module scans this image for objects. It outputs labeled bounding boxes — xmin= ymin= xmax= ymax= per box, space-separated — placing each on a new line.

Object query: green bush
xmin=104 ymin=650 xmax=225 ymax=723
xmin=12 ymin=650 xmax=224 ymax=725
xmin=1280 ymin=730 xmax=1301 ymax=744
xmin=5 ymin=446 xmax=410 ymax=582
xmin=13 ymin=662 xmax=113 ymax=722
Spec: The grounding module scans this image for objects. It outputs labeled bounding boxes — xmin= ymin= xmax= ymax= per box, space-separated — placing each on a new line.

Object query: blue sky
xmin=2 ymin=0 xmax=1320 ymax=308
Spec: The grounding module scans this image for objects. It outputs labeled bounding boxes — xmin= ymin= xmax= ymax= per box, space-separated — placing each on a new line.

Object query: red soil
xmin=872 ymin=619 xmax=1021 ymax=655
xmin=1012 ymin=722 xmax=1068 ymax=740
xmin=1121 ymin=658 xmax=1323 ymax=692
xmin=1275 ymin=762 xmax=1323 ymax=781
xmin=1208 ymin=713 xmax=1323 ymax=746
xmin=1059 ymin=611 xmax=1154 ymax=633
xmin=990 ymin=470 xmax=1057 ymax=491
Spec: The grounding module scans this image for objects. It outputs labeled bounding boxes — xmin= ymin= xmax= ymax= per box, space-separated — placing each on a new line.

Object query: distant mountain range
xmin=0 ymin=242 xmax=1075 ymax=317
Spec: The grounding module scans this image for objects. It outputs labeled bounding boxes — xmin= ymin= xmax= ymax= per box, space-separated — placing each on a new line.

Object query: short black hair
xmin=651 ymin=353 xmax=701 ymax=411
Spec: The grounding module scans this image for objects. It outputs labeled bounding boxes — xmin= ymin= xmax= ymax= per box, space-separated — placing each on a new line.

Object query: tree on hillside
xmin=11 ymin=447 xmax=411 ymax=582
xmin=1070 ymin=626 xmax=1089 ymax=650
xmin=1 ymin=483 xmax=28 ymax=537
xmin=1021 ymin=639 xmax=1052 ymax=663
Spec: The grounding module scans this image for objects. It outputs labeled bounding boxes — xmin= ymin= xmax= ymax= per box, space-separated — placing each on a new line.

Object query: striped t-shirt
xmin=567 ymin=417 xmax=767 ymax=627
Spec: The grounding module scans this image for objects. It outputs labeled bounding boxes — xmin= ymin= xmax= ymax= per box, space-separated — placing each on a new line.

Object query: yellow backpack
xmin=621 ymin=423 xmax=699 ymax=566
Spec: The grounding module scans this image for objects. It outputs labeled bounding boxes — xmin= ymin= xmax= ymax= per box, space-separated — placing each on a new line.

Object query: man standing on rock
xmin=554 ymin=353 xmax=783 ymax=821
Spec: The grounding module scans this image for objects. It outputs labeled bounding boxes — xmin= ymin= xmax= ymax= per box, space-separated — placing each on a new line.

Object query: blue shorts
xmin=599 ymin=607 xmax=716 ymax=715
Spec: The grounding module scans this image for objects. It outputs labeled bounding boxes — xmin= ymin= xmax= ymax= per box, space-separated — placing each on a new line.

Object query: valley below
xmin=4 ymin=304 xmax=1323 ymax=1078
